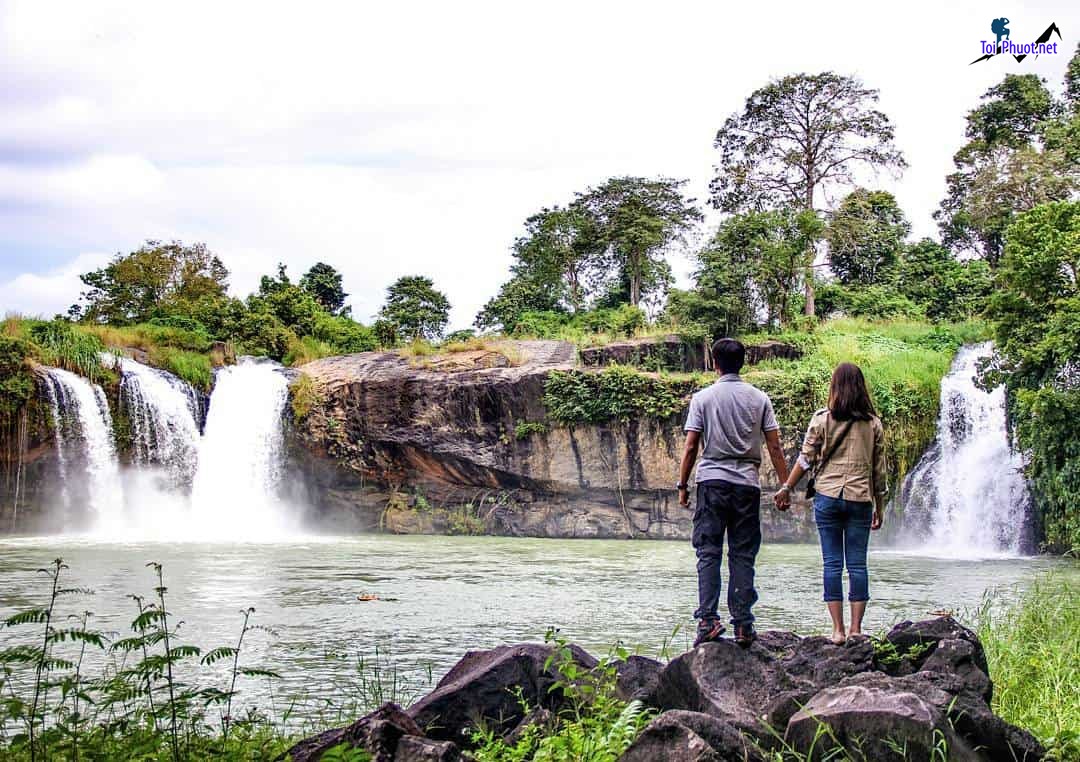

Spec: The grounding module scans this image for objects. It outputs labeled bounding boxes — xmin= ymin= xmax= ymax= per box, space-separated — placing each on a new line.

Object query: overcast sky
xmin=1 ymin=1 xmax=1076 ymax=329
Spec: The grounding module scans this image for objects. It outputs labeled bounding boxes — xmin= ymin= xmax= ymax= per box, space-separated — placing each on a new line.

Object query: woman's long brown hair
xmin=828 ymin=362 xmax=876 ymax=421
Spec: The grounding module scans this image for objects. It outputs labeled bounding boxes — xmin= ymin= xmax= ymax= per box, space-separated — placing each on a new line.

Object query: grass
xmin=290 ymin=373 xmax=320 ymax=423
xmin=398 ymin=337 xmax=524 ymax=369
xmin=148 ymin=347 xmax=213 ymax=390
xmin=284 ymin=334 xmax=339 ymax=366
xmin=974 ymin=572 xmax=1080 ymax=761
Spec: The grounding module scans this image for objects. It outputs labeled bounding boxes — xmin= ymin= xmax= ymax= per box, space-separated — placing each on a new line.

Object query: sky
xmin=1 ymin=1 xmax=1076 ymax=330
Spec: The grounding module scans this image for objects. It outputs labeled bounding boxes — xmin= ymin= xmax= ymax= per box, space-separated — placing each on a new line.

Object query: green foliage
xmin=515 ymin=421 xmax=548 ymax=440
xmin=894 ymin=239 xmax=993 ymax=322
xmin=937 ymin=69 xmax=1079 ymax=263
xmin=543 ymin=366 xmax=688 ymax=424
xmin=71 ymin=240 xmax=229 ymax=324
xmin=815 ymin=283 xmax=925 ymax=321
xmin=984 ymin=202 xmax=1080 ymax=551
xmin=290 ymin=374 xmax=320 ymax=423
xmin=573 ymin=176 xmax=702 ymax=308
xmin=473 ymin=633 xmax=652 ymax=762
xmin=300 ymin=262 xmax=349 ymax=315
xmin=826 ymin=188 xmax=910 ymax=286
xmin=148 ymin=347 xmax=212 ymax=390
xmin=976 ymin=573 xmax=1080 ymax=761
xmin=692 ymin=208 xmax=824 ymax=330
xmin=378 ymin=275 xmax=451 ymax=341
xmin=26 ymin=320 xmax=107 ymax=381
xmin=0 ymin=333 xmax=37 ymax=420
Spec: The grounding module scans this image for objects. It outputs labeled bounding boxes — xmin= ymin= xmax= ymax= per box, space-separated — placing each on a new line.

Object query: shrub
xmin=148 ymin=347 xmax=213 ymax=390
xmin=543 ymin=366 xmax=688 ymax=424
xmin=514 ymin=421 xmax=548 ymax=439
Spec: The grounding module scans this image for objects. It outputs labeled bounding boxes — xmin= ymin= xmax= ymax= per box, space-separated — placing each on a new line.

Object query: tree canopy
xmin=827 ymin=189 xmax=910 ymax=286
xmin=72 ymin=241 xmax=229 ymax=324
xmin=300 ymin=262 xmax=349 ymax=315
xmin=378 ymin=276 xmax=451 ymax=341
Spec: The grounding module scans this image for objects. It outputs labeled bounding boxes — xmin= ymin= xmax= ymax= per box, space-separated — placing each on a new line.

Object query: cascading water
xmin=894 ymin=343 xmax=1030 ymax=557
xmin=40 ymin=368 xmax=125 ymax=527
xmin=118 ymin=358 xmax=202 ymax=488
xmin=189 ymin=359 xmax=293 ymax=538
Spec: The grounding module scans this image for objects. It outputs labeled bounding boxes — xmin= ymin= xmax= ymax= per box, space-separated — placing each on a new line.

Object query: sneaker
xmin=693 ymin=618 xmax=726 ymax=647
xmin=734 ymin=623 xmax=757 ymax=648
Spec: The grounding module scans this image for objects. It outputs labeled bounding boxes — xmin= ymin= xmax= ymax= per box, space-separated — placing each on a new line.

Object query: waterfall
xmin=41 ymin=368 xmax=125 ymax=526
xmin=118 ymin=358 xmax=201 ymax=487
xmin=895 ymin=343 xmax=1030 ymax=557
xmin=188 ymin=359 xmax=293 ymax=538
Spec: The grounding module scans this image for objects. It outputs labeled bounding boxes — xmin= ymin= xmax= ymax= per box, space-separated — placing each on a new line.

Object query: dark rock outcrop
xmin=620 ymin=710 xmax=766 ymax=762
xmin=290 ymin=341 xmax=816 ymax=541
xmin=288 ymin=617 xmax=1042 ymax=762
xmin=407 ymin=642 xmax=597 ymax=744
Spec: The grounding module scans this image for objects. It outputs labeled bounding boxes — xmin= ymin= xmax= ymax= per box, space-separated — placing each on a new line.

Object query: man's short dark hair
xmin=712 ymin=338 xmax=745 ymax=374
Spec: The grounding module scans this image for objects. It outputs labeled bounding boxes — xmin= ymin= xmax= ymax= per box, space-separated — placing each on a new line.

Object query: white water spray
xmin=41 ymin=368 xmax=125 ymax=526
xmin=119 ymin=358 xmax=202 ymax=487
xmin=896 ymin=343 xmax=1030 ymax=557
xmin=188 ymin=359 xmax=294 ymax=539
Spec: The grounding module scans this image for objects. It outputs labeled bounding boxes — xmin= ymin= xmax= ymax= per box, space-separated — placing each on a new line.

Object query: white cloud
xmin=0 ymin=251 xmax=109 ymax=318
xmin=0 ymin=0 xmax=1077 ymax=327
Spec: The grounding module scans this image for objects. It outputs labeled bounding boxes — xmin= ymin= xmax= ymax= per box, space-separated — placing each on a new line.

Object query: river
xmin=0 ymin=535 xmax=1070 ymax=725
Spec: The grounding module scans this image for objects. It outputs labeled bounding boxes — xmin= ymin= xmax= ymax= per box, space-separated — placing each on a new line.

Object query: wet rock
xmin=619 ymin=710 xmax=766 ymax=762
xmin=785 ymin=676 xmax=981 ymax=761
xmin=282 ymin=702 xmax=422 ymax=762
xmin=614 ymin=655 xmax=663 ymax=702
xmin=919 ymin=637 xmax=993 ymax=703
xmin=884 ymin=616 xmax=988 ymax=673
xmin=407 ymin=642 xmax=598 ymax=745
xmin=648 ymin=638 xmax=803 ymax=737
xmin=393 ymin=736 xmax=462 ymax=761
xmin=503 ymin=706 xmax=555 ymax=746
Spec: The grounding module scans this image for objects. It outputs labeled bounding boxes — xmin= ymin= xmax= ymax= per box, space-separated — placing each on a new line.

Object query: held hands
xmin=871 ymin=506 xmax=884 ymax=530
xmin=773 ymin=486 xmax=791 ymax=511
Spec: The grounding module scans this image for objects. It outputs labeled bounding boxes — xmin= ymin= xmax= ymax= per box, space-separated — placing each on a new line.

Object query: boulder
xmin=649 ymin=633 xmax=875 ymax=739
xmin=282 ymin=702 xmax=423 ymax=762
xmin=407 ymin=642 xmax=598 ymax=744
xmin=393 ymin=736 xmax=462 ymax=761
xmin=785 ymin=677 xmax=980 ymax=761
xmin=884 ymin=616 xmax=989 ymax=674
xmin=618 ymin=710 xmax=765 ymax=762
xmin=614 ymin=655 xmax=663 ymax=702
xmin=796 ymin=671 xmax=1044 ymax=762
xmin=503 ymin=706 xmax=555 ymax=746
xmin=648 ymin=638 xmax=803 ymax=737
xmin=919 ymin=637 xmax=993 ymax=703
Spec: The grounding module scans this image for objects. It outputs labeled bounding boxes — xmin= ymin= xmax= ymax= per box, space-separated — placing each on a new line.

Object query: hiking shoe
xmin=694 ymin=618 xmax=726 ymax=647
xmin=734 ymin=624 xmax=757 ymax=648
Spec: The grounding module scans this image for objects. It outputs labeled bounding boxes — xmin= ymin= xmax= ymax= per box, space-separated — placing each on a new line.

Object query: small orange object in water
xmin=357 ymin=593 xmax=380 ymax=602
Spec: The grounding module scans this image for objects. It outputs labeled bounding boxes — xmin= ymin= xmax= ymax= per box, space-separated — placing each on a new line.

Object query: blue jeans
xmin=814 ymin=493 xmax=872 ymax=602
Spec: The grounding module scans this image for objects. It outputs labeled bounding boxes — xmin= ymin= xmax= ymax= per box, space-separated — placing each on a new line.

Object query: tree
xmin=710 ymin=72 xmax=906 ymax=315
xmin=696 ymin=209 xmax=824 ymax=329
xmin=248 ymin=264 xmax=325 ymax=336
xmin=475 ymin=274 xmax=564 ymax=332
xmin=894 ymin=239 xmax=992 ymax=321
xmin=573 ymin=177 xmax=702 ymax=307
xmin=826 ymin=189 xmax=910 ymax=286
xmin=73 ymin=240 xmax=229 ymax=324
xmin=378 ymin=276 xmax=451 ymax=341
xmin=513 ymin=206 xmax=598 ymax=311
xmin=936 ymin=72 xmax=1077 ymax=263
xmin=300 ymin=263 xmax=349 ymax=315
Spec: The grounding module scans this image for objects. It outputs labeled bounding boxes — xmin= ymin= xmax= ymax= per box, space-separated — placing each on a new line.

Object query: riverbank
xmin=0 ymin=542 xmax=1073 ymax=760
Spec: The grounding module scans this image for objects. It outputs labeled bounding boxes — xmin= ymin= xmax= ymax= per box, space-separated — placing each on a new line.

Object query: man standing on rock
xmin=678 ymin=338 xmax=791 ymax=648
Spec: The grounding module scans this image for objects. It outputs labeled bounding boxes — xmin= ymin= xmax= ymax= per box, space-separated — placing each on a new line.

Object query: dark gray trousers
xmin=692 ymin=479 xmax=762 ymax=626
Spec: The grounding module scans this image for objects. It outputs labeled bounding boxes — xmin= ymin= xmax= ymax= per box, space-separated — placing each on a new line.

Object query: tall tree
xmin=936 ymin=72 xmax=1077 ymax=264
xmin=378 ymin=276 xmax=451 ymax=341
xmin=710 ymin=72 xmax=906 ymax=315
xmin=300 ymin=262 xmax=349 ymax=315
xmin=73 ymin=240 xmax=229 ymax=324
xmin=826 ymin=189 xmax=910 ymax=286
xmin=574 ymin=176 xmax=702 ymax=307
xmin=513 ymin=205 xmax=597 ymax=311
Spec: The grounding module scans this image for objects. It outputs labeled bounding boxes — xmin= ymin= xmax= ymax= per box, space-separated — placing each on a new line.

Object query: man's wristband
xmin=676 ymin=482 xmax=689 ymax=490
xmin=778 ymin=485 xmax=791 ymax=493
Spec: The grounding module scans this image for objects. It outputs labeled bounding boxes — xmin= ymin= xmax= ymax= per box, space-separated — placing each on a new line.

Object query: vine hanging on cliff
xmin=542 ymin=366 xmax=690 ymax=425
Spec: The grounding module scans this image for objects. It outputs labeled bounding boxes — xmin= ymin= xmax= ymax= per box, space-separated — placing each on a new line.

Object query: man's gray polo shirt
xmin=684 ymin=373 xmax=779 ymax=488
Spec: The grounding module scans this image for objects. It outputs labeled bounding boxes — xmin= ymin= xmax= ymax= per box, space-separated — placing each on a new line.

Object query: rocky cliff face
xmin=291 ymin=341 xmax=816 ymax=541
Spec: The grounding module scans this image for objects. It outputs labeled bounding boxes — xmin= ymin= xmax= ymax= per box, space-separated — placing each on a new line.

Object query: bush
xmin=27 ymin=320 xmax=107 ymax=381
xmin=543 ymin=366 xmax=688 ymax=424
xmin=0 ymin=334 xmax=35 ymax=420
xmin=148 ymin=347 xmax=213 ymax=390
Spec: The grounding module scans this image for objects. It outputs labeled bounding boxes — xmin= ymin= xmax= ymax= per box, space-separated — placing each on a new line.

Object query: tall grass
xmin=975 ymin=572 xmax=1080 ymax=761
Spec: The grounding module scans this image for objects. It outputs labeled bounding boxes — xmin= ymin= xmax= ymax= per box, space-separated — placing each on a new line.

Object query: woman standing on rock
xmin=774 ymin=363 xmax=886 ymax=644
